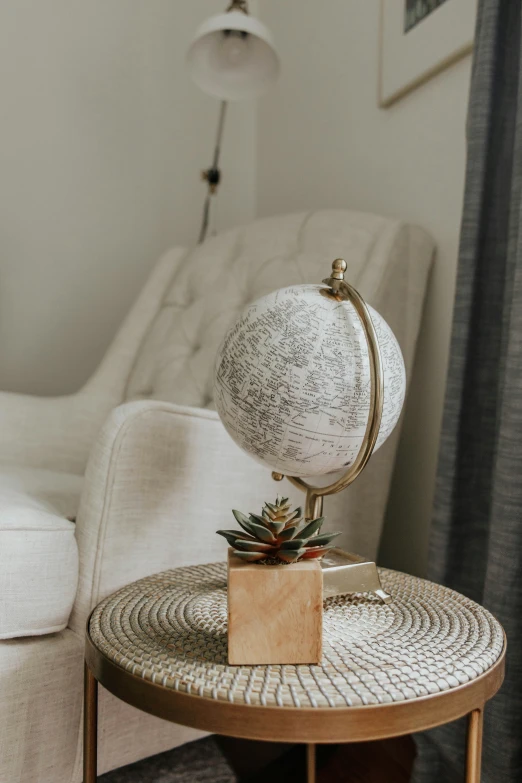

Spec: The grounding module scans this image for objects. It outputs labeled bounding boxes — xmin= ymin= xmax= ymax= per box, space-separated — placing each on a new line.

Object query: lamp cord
xmin=198 ymin=100 xmax=228 ymax=244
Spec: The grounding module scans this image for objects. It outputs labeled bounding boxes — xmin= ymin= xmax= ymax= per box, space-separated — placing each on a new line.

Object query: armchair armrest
xmin=70 ymin=400 xmax=282 ymax=633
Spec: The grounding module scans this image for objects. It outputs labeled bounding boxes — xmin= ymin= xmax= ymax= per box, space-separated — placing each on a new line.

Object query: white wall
xmin=256 ymin=0 xmax=471 ymax=575
xmin=0 ymin=0 xmax=471 ymax=575
xmin=0 ymin=0 xmax=256 ymax=394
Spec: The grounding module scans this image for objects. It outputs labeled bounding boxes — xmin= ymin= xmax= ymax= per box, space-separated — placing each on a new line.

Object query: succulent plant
xmin=216 ymin=496 xmax=341 ymax=564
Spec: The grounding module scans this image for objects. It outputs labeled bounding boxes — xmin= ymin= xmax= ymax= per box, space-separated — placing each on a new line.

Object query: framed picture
xmin=379 ymin=0 xmax=477 ymax=108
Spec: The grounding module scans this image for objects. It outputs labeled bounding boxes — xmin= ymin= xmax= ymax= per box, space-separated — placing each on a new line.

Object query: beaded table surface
xmin=88 ymin=562 xmax=504 ymax=713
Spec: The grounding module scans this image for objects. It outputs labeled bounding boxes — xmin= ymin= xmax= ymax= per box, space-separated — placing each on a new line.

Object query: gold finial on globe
xmin=322 ymin=258 xmax=348 ymax=295
xmin=331 ymin=258 xmax=347 ymax=280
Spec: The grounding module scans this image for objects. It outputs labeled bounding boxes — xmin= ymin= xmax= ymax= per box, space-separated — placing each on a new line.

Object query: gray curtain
xmin=412 ymin=1 xmax=522 ymax=781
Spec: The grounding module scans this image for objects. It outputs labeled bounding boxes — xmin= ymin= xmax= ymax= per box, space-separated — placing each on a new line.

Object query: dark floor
xmin=99 ymin=737 xmax=234 ymax=783
xmin=100 ymin=734 xmax=415 ymax=782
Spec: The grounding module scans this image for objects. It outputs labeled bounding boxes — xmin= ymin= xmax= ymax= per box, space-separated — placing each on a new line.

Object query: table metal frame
xmin=84 ymin=631 xmax=505 ymax=782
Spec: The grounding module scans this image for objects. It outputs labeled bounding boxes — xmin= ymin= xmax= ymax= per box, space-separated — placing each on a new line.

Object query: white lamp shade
xmin=187 ymin=11 xmax=280 ymax=101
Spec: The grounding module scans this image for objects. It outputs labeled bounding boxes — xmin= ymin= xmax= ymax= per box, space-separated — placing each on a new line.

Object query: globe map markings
xmin=214 ymin=284 xmax=405 ymax=478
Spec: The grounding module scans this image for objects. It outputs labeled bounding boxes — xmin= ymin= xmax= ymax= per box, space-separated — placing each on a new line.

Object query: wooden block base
xmin=227 ymin=549 xmax=323 ymax=665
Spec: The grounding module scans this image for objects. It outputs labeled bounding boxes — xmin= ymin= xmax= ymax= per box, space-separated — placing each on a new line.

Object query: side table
xmin=84 ymin=563 xmax=505 ymax=782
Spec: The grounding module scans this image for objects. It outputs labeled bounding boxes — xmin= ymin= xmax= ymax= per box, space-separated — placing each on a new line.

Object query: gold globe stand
xmin=272 ymin=259 xmax=391 ymax=603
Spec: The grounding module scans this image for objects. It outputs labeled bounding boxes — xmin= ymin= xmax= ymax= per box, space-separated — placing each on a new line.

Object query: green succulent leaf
xmin=247 ymin=521 xmax=276 ymax=543
xmin=216 ymin=529 xmax=256 ymax=546
xmin=305 ymin=531 xmax=341 ymax=547
xmin=299 ymin=517 xmax=325 ymax=539
xmin=232 ymin=509 xmax=251 ymax=525
xmin=231 ymin=513 xmax=270 ymax=541
xmin=233 ymin=540 xmax=275 ymax=553
xmin=279 ymin=538 xmax=306 ymax=550
xmin=259 ymin=511 xmax=285 ymax=535
xmin=284 ymin=507 xmax=302 ymax=526
xmin=278 ymin=525 xmax=300 ymax=541
xmin=249 ymin=512 xmax=273 ymax=530
xmin=264 ymin=513 xmax=286 ymax=528
xmin=232 ymin=550 xmax=267 ymax=562
xmin=232 ymin=509 xmax=258 ymax=536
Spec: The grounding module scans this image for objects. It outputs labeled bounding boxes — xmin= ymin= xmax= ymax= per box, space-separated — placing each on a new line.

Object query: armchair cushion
xmin=0 ymin=466 xmax=80 ymax=639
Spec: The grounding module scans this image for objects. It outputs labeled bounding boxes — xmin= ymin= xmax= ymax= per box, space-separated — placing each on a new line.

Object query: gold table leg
xmin=466 ymin=708 xmax=483 ymax=783
xmin=306 ymin=743 xmax=316 ymax=783
xmin=84 ymin=662 xmax=98 ymax=783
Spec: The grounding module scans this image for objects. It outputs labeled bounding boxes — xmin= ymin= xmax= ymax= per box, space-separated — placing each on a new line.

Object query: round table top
xmin=86 ymin=562 xmax=505 ymax=743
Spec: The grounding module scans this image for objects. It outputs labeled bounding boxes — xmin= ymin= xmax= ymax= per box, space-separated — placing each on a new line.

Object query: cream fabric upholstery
xmin=0 ymin=630 xmax=84 ymax=782
xmin=126 ymin=211 xmax=423 ymax=408
xmin=70 ymin=401 xmax=291 ymax=636
xmin=0 ymin=211 xmax=434 ymax=782
xmin=0 ymin=466 xmax=80 ymax=638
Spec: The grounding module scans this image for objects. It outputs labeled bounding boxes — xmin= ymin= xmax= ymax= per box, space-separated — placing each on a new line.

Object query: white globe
xmin=214 ymin=284 xmax=405 ymax=478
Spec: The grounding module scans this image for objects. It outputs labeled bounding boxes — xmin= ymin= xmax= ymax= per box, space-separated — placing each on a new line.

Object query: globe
xmin=213 ymin=283 xmax=406 ymax=478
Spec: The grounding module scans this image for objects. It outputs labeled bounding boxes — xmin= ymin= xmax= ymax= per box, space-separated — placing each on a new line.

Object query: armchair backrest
xmin=124 ymin=210 xmax=433 ymax=409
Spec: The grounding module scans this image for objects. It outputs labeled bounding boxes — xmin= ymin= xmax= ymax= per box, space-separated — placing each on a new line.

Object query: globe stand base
xmin=321 ymin=548 xmax=392 ymax=604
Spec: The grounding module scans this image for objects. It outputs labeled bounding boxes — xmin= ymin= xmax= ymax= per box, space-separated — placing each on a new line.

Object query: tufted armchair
xmin=0 ymin=210 xmax=433 ymax=783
